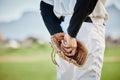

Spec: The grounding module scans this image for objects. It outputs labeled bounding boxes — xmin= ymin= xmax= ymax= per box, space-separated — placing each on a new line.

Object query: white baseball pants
xmin=56 ymin=18 xmax=105 ymax=80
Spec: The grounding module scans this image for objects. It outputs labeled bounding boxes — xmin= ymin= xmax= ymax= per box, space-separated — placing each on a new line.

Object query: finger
xmin=61 ymin=42 xmax=77 ymax=56
xmin=61 ymin=42 xmax=76 ymax=53
xmin=61 ymin=40 xmax=69 ymax=48
xmin=61 ymin=43 xmax=72 ymax=53
xmin=64 ymin=33 xmax=72 ymax=46
xmin=63 ymin=47 xmax=73 ymax=53
xmin=64 ymin=48 xmax=76 ymax=56
xmin=70 ymin=48 xmax=76 ymax=56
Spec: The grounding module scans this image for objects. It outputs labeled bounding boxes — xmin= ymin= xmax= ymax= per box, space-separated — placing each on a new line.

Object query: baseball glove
xmin=50 ymin=33 xmax=88 ymax=67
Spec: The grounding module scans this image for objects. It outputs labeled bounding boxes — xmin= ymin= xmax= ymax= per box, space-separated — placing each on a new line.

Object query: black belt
xmin=84 ymin=17 xmax=92 ymax=23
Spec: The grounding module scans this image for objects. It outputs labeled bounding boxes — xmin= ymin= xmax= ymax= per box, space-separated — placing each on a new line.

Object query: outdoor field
xmin=0 ymin=43 xmax=120 ymax=80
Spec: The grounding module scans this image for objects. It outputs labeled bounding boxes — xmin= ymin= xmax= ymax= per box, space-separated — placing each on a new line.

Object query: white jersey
xmin=41 ymin=0 xmax=108 ymax=20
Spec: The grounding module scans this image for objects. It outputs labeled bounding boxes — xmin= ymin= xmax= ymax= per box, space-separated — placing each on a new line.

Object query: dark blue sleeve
xmin=67 ymin=0 xmax=98 ymax=37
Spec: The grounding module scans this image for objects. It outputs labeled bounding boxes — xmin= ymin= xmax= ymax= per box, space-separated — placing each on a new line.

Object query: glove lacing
xmin=50 ymin=42 xmax=59 ymax=67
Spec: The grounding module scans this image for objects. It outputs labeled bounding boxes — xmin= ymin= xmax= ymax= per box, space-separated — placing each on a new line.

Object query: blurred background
xmin=0 ymin=0 xmax=120 ymax=80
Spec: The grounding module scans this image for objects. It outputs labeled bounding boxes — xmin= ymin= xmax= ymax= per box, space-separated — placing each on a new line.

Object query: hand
xmin=61 ymin=33 xmax=77 ymax=56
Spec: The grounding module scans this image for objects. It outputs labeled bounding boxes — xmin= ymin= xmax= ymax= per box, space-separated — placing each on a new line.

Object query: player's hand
xmin=61 ymin=33 xmax=77 ymax=56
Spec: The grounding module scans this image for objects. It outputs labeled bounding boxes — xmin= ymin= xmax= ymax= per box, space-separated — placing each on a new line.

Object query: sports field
xmin=0 ymin=43 xmax=120 ymax=80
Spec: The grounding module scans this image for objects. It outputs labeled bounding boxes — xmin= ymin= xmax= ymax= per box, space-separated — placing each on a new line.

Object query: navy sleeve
xmin=67 ymin=0 xmax=98 ymax=37
xmin=40 ymin=1 xmax=64 ymax=35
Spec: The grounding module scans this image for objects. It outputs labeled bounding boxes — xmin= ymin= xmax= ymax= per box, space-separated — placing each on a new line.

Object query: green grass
xmin=0 ymin=43 xmax=51 ymax=56
xmin=0 ymin=61 xmax=120 ymax=80
xmin=105 ymin=46 xmax=120 ymax=56
xmin=101 ymin=62 xmax=120 ymax=80
xmin=0 ymin=44 xmax=120 ymax=80
xmin=0 ymin=62 xmax=56 ymax=80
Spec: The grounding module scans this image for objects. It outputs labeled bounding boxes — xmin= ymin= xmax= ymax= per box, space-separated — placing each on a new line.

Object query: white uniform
xmin=41 ymin=0 xmax=108 ymax=20
xmin=56 ymin=18 xmax=105 ymax=80
xmin=41 ymin=0 xmax=108 ymax=80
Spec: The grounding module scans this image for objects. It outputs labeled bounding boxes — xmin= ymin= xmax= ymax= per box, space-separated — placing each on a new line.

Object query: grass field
xmin=0 ymin=43 xmax=120 ymax=80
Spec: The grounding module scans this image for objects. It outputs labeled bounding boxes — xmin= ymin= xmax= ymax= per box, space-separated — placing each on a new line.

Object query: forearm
xmin=40 ymin=1 xmax=64 ymax=35
xmin=68 ymin=0 xmax=98 ymax=37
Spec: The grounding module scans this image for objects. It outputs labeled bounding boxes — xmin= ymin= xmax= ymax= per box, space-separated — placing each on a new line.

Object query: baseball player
xmin=40 ymin=0 xmax=108 ymax=80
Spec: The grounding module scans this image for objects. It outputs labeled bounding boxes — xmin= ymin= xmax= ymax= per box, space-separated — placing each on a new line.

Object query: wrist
xmin=64 ymin=33 xmax=77 ymax=47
